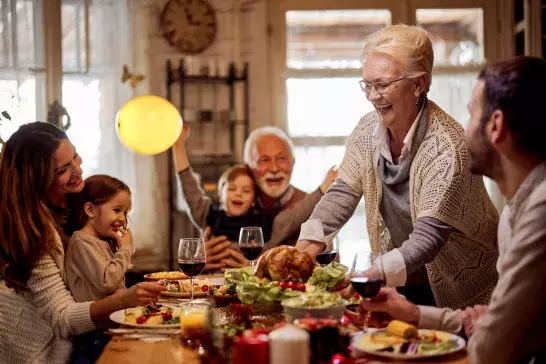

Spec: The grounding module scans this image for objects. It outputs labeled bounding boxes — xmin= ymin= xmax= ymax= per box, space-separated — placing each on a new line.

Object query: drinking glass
xmin=178 ymin=238 xmax=206 ymax=304
xmin=239 ymin=227 xmax=264 ymax=267
xmin=350 ymin=251 xmax=386 ymax=331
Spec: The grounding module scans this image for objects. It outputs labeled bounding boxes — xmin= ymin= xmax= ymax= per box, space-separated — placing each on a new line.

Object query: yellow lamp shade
xmin=116 ymin=95 xmax=183 ymax=155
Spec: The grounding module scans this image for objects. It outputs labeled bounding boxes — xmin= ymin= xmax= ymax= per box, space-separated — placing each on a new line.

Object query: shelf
xmin=188 ymin=154 xmax=235 ymax=163
xmin=167 ymin=74 xmax=247 ymax=86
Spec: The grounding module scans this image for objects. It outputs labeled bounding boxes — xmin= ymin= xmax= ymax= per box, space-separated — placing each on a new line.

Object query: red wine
xmin=350 ymin=277 xmax=385 ymax=298
xmin=240 ymin=246 xmax=263 ymax=261
xmin=178 ymin=260 xmax=206 ymax=277
xmin=316 ymin=250 xmax=337 ymax=265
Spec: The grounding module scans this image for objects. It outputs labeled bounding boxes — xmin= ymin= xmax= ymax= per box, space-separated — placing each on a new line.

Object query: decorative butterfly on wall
xmin=121 ymin=64 xmax=145 ymax=88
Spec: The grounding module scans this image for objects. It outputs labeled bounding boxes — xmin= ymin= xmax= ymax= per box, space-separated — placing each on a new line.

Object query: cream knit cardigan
xmin=0 ymin=231 xmax=96 ymax=364
xmin=339 ymin=101 xmax=500 ymax=309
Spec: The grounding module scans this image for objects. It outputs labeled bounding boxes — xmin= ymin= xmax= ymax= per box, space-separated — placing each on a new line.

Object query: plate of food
xmin=144 ymin=271 xmax=188 ymax=281
xmin=161 ymin=279 xmax=210 ymax=298
xmin=353 ymin=320 xmax=465 ymax=360
xmin=110 ymin=304 xmax=182 ymax=328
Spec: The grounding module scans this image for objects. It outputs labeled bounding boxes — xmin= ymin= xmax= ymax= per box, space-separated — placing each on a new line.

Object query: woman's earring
xmin=415 ymin=98 xmax=420 ymax=106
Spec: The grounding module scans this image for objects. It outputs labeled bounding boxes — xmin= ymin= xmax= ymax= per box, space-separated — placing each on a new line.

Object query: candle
xmin=269 ymin=324 xmax=310 ymax=364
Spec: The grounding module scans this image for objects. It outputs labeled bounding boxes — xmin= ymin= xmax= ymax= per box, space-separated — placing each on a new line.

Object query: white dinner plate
xmin=109 ymin=306 xmax=182 ymax=329
xmin=161 ymin=291 xmax=208 ymax=298
xmin=352 ymin=329 xmax=466 ymax=360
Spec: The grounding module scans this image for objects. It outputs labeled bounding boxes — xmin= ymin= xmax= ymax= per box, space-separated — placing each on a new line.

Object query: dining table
xmin=97 ymin=337 xmax=468 ymax=364
xmin=97 ymin=274 xmax=469 ymax=364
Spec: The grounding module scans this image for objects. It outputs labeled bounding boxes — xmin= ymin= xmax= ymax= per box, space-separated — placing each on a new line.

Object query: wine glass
xmin=178 ymin=238 xmax=206 ymax=304
xmin=239 ymin=227 xmax=264 ymax=267
xmin=315 ymin=250 xmax=338 ymax=267
xmin=350 ymin=251 xmax=386 ymax=331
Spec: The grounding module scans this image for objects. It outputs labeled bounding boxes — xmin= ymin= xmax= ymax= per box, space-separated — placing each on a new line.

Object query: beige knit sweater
xmin=339 ymin=101 xmax=499 ymax=308
xmin=65 ymin=231 xmax=130 ymax=302
xmin=0 ymin=231 xmax=96 ymax=364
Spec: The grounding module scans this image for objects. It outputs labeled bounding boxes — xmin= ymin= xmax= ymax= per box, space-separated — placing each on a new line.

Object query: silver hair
xmin=243 ymin=126 xmax=295 ymax=168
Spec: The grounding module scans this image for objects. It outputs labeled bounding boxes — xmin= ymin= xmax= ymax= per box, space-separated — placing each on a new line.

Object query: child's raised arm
xmin=172 ymin=125 xmax=211 ymax=229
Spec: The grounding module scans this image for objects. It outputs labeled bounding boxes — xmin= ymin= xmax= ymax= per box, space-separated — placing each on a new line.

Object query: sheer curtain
xmin=63 ymin=0 xmax=170 ymax=271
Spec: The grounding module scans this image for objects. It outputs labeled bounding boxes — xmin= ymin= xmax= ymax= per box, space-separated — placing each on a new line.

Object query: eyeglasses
xmin=359 ymin=77 xmax=408 ymax=95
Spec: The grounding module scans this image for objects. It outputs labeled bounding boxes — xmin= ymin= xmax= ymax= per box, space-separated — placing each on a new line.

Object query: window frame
xmin=268 ymin=0 xmax=501 ymax=130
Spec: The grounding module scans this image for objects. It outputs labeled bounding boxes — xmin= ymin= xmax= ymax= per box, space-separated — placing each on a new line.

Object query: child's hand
xmin=173 ymin=124 xmax=190 ymax=149
xmin=112 ymin=226 xmax=133 ymax=249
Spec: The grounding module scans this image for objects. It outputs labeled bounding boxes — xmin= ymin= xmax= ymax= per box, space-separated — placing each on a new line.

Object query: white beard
xmin=256 ymin=173 xmax=290 ymax=198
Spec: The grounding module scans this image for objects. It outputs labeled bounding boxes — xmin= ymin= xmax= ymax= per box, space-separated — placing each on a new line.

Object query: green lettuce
xmin=307 ymin=262 xmax=348 ymax=290
xmin=224 ymin=267 xmax=301 ymax=304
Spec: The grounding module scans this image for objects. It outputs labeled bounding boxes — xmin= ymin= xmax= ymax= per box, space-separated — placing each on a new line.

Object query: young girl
xmin=172 ymin=125 xmax=329 ymax=247
xmin=65 ymin=174 xmax=134 ymax=302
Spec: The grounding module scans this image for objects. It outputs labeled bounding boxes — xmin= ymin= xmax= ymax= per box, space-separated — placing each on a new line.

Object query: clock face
xmin=160 ymin=0 xmax=217 ymax=55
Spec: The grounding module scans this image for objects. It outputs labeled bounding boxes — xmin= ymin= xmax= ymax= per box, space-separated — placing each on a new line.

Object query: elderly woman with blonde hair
xmin=296 ymin=24 xmax=499 ymax=309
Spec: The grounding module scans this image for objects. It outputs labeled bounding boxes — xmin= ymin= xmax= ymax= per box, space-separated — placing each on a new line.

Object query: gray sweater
xmin=377 ymin=104 xmax=451 ymax=285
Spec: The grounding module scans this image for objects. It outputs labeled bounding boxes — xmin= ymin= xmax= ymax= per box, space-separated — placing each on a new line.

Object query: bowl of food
xmin=144 ymin=271 xmax=188 ymax=281
xmin=209 ymin=283 xmax=240 ymax=307
xmin=281 ymin=289 xmax=347 ymax=322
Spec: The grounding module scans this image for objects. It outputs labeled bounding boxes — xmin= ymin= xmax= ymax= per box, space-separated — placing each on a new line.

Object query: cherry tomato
xmin=352 ymin=293 xmax=360 ymax=300
xmin=162 ymin=311 xmax=173 ymax=321
xmin=340 ymin=315 xmax=350 ymax=326
xmin=136 ymin=316 xmax=147 ymax=325
xmin=201 ymin=285 xmax=209 ymax=292
xmin=286 ymin=282 xmax=296 ymax=290
xmin=297 ymin=283 xmax=306 ymax=292
xmin=279 ymin=282 xmax=288 ymax=290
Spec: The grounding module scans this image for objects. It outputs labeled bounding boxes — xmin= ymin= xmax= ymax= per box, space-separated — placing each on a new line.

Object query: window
xmin=417 ymin=8 xmax=485 ymax=128
xmin=0 ymin=0 xmax=43 ymax=145
xmin=0 ymin=0 xmax=102 ymax=173
xmin=286 ymin=9 xmax=392 ymax=265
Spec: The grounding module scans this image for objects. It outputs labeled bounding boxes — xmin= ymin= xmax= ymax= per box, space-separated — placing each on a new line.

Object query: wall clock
xmin=160 ymin=0 xmax=217 ymax=55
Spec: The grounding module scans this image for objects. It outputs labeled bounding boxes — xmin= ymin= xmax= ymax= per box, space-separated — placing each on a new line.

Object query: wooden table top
xmin=97 ymin=337 xmax=468 ymax=364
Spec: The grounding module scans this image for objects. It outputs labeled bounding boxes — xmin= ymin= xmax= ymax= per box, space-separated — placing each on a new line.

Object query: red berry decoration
xmin=201 ymin=285 xmax=209 ymax=292
xmin=162 ymin=311 xmax=173 ymax=321
xmin=286 ymin=281 xmax=296 ymax=290
xmin=330 ymin=353 xmax=346 ymax=364
xmin=297 ymin=283 xmax=306 ymax=292
xmin=136 ymin=316 xmax=147 ymax=325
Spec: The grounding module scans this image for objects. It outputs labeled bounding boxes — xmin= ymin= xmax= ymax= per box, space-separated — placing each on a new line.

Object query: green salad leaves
xmin=307 ymin=262 xmax=348 ymax=290
xmin=224 ymin=262 xmax=348 ymax=305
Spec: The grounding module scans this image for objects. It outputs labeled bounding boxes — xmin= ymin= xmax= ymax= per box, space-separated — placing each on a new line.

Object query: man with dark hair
xmin=359 ymin=56 xmax=546 ymax=364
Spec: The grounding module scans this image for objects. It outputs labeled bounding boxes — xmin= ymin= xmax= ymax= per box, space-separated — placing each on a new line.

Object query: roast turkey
xmin=254 ymin=246 xmax=316 ymax=282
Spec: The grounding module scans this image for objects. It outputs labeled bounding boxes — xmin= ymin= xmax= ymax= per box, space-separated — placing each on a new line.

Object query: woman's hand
xmin=112 ymin=226 xmax=133 ymax=249
xmin=320 ymin=166 xmax=338 ymax=194
xmin=119 ymin=282 xmax=166 ymax=307
xmin=331 ymin=275 xmax=354 ymax=298
xmin=90 ymin=282 xmax=167 ymax=327
xmin=359 ymin=287 xmax=420 ymax=325
xmin=221 ymin=248 xmax=250 ymax=271
xmin=295 ymin=239 xmax=325 ymax=259
xmin=203 ymin=227 xmax=231 ymax=271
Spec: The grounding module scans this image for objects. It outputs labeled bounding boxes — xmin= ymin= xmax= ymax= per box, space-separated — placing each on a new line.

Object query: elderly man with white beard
xmin=201 ymin=126 xmax=337 ymax=270
xmin=243 ymin=126 xmax=337 ymax=248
